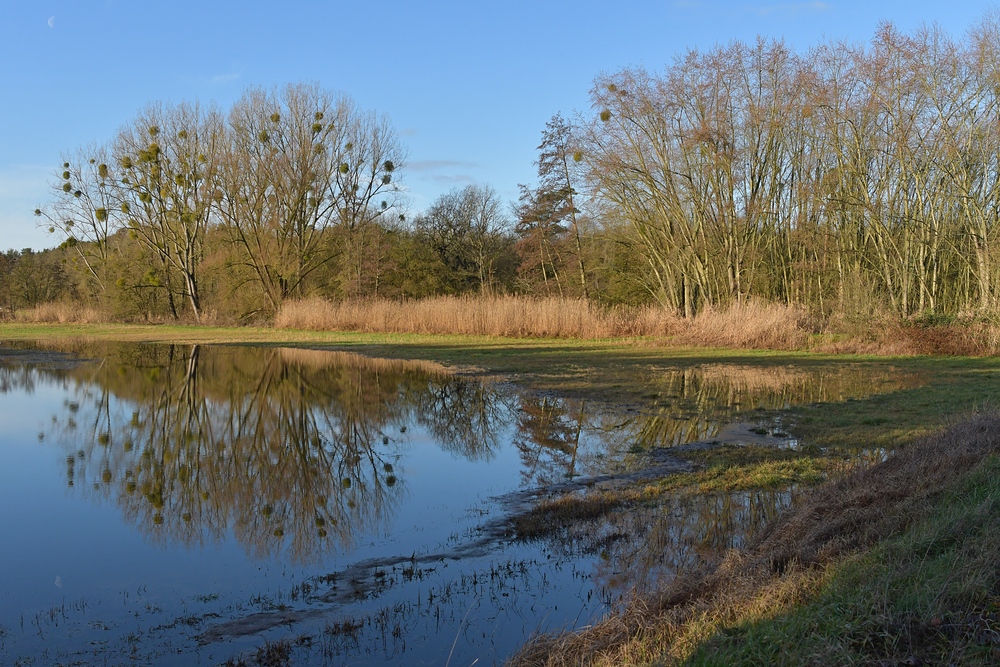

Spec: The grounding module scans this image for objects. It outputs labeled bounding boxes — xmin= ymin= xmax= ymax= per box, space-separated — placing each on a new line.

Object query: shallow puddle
xmin=0 ymin=342 xmax=918 ymax=666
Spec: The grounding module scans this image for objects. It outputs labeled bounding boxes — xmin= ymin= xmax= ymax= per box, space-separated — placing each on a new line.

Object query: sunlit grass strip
xmin=689 ymin=456 xmax=1000 ymax=666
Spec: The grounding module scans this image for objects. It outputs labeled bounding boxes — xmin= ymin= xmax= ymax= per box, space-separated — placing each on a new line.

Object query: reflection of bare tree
xmin=11 ymin=348 xmax=923 ymax=568
xmin=413 ymin=379 xmax=513 ymax=460
xmin=0 ymin=366 xmax=39 ymax=394
xmin=514 ymin=396 xmax=588 ymax=486
xmin=544 ymin=489 xmax=793 ymax=601
xmin=35 ymin=344 xmax=511 ymax=563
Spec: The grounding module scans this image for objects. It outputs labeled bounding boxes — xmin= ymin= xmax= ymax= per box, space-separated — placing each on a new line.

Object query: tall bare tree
xmin=115 ymin=101 xmax=224 ymax=321
xmin=217 ymin=84 xmax=405 ymax=312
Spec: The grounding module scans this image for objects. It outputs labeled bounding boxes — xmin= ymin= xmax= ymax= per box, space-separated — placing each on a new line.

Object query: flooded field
xmin=0 ymin=342 xmax=920 ymax=666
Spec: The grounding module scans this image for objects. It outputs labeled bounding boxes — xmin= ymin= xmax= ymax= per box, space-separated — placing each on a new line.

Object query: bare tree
xmin=217 ymin=84 xmax=405 ymax=311
xmin=115 ymin=101 xmax=224 ymax=321
xmin=417 ymin=185 xmax=513 ymax=294
xmin=35 ymin=144 xmax=121 ymax=295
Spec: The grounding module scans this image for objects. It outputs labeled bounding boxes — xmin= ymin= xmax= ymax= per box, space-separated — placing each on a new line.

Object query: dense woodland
xmin=6 ymin=19 xmax=1000 ymax=323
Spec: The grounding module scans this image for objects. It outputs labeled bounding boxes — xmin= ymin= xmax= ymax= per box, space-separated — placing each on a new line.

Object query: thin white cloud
xmin=429 ymin=174 xmax=476 ymax=185
xmin=208 ymin=71 xmax=241 ymax=85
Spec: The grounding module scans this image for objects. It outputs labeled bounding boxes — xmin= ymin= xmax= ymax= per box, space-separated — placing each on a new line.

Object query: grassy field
xmin=4 ymin=322 xmax=1000 ymax=665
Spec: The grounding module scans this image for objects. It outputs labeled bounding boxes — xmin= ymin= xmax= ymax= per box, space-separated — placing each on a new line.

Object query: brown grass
xmin=17 ymin=294 xmax=1000 ymax=356
xmin=672 ymin=301 xmax=812 ymax=350
xmin=275 ymin=296 xmax=676 ymax=339
xmin=814 ymin=312 xmax=1000 ymax=356
xmin=508 ymin=410 xmax=1000 ymax=666
xmin=275 ymin=296 xmax=818 ymax=349
xmin=13 ymin=302 xmax=111 ymax=324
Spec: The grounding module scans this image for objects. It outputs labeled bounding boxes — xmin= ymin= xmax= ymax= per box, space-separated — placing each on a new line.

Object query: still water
xmin=0 ymin=343 xmax=916 ymax=666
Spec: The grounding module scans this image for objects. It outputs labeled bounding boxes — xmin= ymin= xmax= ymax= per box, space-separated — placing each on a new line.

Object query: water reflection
xmin=514 ymin=396 xmax=589 ymax=485
xmin=0 ymin=342 xmax=926 ymax=665
xmin=509 ymin=363 xmax=919 ymax=485
xmin=1 ymin=345 xmax=919 ymax=567
xmin=597 ymin=363 xmax=917 ymax=450
xmin=26 ymin=344 xmax=512 ymax=563
xmin=562 ymin=489 xmax=794 ymax=599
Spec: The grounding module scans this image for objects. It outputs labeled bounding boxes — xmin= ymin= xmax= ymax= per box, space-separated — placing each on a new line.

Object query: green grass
xmin=664 ymin=445 xmax=836 ymax=494
xmin=688 ymin=455 xmax=1000 ymax=666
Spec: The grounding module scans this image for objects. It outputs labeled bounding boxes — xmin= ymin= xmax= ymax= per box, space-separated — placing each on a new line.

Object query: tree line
xmin=7 ymin=17 xmax=1000 ymax=321
xmin=586 ymin=17 xmax=1000 ymax=317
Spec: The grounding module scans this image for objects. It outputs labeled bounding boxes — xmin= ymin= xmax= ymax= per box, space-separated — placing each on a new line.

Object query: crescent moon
xmin=47 ymin=16 xmax=56 ymax=28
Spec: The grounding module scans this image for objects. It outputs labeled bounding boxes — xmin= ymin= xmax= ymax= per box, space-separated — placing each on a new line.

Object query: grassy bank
xmin=510 ymin=411 xmax=1000 ymax=666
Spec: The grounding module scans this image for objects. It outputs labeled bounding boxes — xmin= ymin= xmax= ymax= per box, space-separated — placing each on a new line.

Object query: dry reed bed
xmin=507 ymin=411 xmax=1000 ymax=666
xmin=275 ymin=296 xmax=670 ymax=339
xmin=11 ymin=302 xmax=111 ymax=324
xmin=275 ymin=296 xmax=814 ymax=350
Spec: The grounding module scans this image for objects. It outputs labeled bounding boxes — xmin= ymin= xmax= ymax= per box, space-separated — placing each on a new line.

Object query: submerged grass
xmin=509 ymin=410 xmax=1000 ymax=667
xmin=514 ymin=446 xmax=838 ymax=541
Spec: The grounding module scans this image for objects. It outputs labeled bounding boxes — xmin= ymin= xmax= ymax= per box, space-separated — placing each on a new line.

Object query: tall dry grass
xmin=672 ymin=300 xmax=812 ymax=350
xmin=12 ymin=302 xmax=111 ymax=324
xmin=275 ymin=296 xmax=816 ymax=349
xmin=275 ymin=296 xmax=678 ymax=339
xmin=17 ymin=294 xmax=1000 ymax=356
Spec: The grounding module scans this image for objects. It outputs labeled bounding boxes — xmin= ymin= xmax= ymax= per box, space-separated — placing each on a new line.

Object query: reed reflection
xmin=35 ymin=344 xmax=512 ymax=563
xmin=607 ymin=363 xmax=919 ymax=451
xmin=509 ymin=363 xmax=917 ymax=486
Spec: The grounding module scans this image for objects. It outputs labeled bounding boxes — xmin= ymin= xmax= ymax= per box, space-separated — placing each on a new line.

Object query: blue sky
xmin=1 ymin=1 xmax=996 ymax=251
